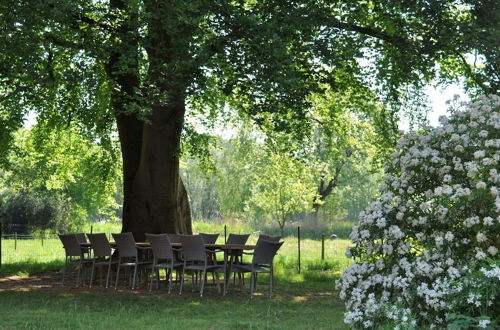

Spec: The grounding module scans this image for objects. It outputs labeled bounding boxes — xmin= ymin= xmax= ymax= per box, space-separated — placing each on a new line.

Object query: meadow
xmin=0 ymin=221 xmax=353 ymax=329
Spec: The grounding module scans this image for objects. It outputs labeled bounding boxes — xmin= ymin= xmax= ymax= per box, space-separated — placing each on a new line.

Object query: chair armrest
xmin=205 ymin=249 xmax=219 ymax=255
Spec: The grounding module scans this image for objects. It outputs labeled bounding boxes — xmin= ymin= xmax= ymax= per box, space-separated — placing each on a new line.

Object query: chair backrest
xmin=167 ymin=233 xmax=181 ymax=243
xmin=226 ymin=233 xmax=250 ymax=245
xmin=179 ymin=234 xmax=206 ymax=262
xmin=146 ymin=233 xmax=174 ymax=261
xmin=112 ymin=232 xmax=137 ymax=258
xmin=252 ymin=239 xmax=283 ymax=266
xmin=87 ymin=233 xmax=112 ymax=257
xmin=59 ymin=234 xmax=83 ymax=257
xmin=75 ymin=233 xmax=88 ymax=243
xmin=199 ymin=233 xmax=219 ymax=244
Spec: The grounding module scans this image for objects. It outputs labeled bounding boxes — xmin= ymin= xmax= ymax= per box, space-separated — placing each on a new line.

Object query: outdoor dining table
xmin=80 ymin=241 xmax=255 ymax=294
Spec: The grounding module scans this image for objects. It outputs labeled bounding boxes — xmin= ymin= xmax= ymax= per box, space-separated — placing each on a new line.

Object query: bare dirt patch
xmin=0 ymin=270 xmax=160 ymax=294
xmin=0 ymin=271 xmax=65 ymax=292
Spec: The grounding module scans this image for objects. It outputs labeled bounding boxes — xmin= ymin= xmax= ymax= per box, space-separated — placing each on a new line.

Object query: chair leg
xmin=200 ymin=270 xmax=206 ymax=297
xmin=89 ymin=259 xmax=96 ymax=288
xmin=115 ymin=259 xmax=121 ymax=290
xmin=132 ymin=264 xmax=138 ymax=290
xmin=156 ymin=270 xmax=160 ymax=289
xmin=215 ymin=271 xmax=221 ymax=294
xmin=76 ymin=259 xmax=82 ymax=288
xmin=62 ymin=256 xmax=68 ymax=285
xmin=149 ymin=267 xmax=155 ymax=292
xmin=168 ymin=268 xmax=173 ymax=294
xmin=179 ymin=265 xmax=186 ymax=295
xmin=231 ymin=255 xmax=236 ymax=285
xmin=250 ymin=272 xmax=255 ymax=297
xmin=105 ymin=259 xmax=112 ymax=288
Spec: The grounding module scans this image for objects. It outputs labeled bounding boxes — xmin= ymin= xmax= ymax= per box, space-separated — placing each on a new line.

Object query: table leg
xmin=223 ymin=250 xmax=228 ymax=295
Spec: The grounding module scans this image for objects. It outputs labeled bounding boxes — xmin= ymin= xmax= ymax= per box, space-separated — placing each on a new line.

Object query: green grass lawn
xmin=0 ymin=269 xmax=346 ymax=329
xmin=0 ymin=222 xmax=352 ymax=329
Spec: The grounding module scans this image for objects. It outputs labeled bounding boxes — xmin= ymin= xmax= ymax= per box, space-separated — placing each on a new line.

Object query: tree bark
xmin=106 ymin=0 xmax=192 ymax=240
xmin=122 ymin=96 xmax=186 ymax=240
xmin=177 ymin=177 xmax=193 ymax=234
xmin=310 ymin=164 xmax=343 ymax=225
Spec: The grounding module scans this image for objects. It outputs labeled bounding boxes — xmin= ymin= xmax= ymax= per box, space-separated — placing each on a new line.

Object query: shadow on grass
xmin=0 ymin=259 xmax=64 ymax=277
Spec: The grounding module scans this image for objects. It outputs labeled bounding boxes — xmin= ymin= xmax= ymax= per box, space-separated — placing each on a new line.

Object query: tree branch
xmin=454 ymin=51 xmax=489 ymax=93
xmin=44 ymin=34 xmax=85 ymax=51
xmin=322 ymin=163 xmax=343 ymax=198
xmin=46 ymin=2 xmax=117 ymax=33
xmin=328 ymin=20 xmax=408 ymax=47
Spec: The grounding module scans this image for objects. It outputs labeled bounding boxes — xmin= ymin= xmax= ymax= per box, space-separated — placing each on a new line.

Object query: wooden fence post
xmin=297 ymin=226 xmax=301 ymax=272
xmin=321 ymin=234 xmax=325 ymax=260
xmin=14 ymin=232 xmax=17 ymax=250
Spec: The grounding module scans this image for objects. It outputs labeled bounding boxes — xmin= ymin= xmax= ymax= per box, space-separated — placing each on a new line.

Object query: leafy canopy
xmin=1 ymin=0 xmax=497 ymax=160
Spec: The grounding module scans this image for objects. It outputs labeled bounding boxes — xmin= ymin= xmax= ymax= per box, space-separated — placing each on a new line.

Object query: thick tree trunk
xmin=107 ymin=0 xmax=192 ymax=240
xmin=118 ymin=106 xmax=193 ymax=240
xmin=122 ymin=98 xmax=186 ymax=240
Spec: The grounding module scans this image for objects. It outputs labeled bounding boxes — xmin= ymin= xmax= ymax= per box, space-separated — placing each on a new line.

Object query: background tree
xmin=0 ymin=126 xmax=120 ymax=233
xmin=181 ymin=158 xmax=222 ymax=222
xmin=213 ymin=126 xmax=261 ymax=221
xmin=301 ymin=85 xmax=396 ymax=224
xmin=248 ymin=152 xmax=316 ymax=236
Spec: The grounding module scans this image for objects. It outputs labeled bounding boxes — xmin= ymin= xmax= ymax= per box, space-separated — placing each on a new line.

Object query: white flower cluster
xmin=337 ymin=95 xmax=500 ymax=329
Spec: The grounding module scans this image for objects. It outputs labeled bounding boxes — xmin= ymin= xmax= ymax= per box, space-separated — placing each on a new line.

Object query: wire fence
xmin=0 ymin=224 xmax=351 ymax=271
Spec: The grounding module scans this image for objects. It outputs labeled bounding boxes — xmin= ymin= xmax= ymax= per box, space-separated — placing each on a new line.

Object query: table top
xmin=81 ymin=242 xmax=255 ymax=250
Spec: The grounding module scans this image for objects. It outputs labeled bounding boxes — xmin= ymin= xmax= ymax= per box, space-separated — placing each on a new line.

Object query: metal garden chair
xmin=112 ymin=232 xmax=151 ymax=290
xmin=232 ymin=239 xmax=283 ymax=297
xmin=178 ymin=234 xmax=224 ymax=297
xmin=59 ymin=234 xmax=92 ymax=287
xmin=145 ymin=233 xmax=183 ymax=293
xmin=87 ymin=233 xmax=116 ymax=288
xmin=224 ymin=233 xmax=250 ymax=285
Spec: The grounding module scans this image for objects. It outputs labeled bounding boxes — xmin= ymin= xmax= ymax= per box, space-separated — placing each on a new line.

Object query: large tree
xmin=0 ymin=0 xmax=496 ymax=239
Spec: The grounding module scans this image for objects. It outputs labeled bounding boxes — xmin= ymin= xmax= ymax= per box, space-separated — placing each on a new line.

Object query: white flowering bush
xmin=337 ymin=95 xmax=500 ymax=329
xmin=445 ymin=259 xmax=499 ymax=329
